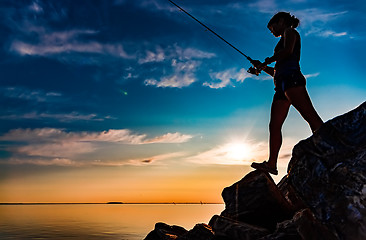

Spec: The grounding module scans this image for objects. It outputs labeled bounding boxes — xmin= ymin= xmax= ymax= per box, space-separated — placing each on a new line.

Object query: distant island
xmin=106 ymin=202 xmax=124 ymax=204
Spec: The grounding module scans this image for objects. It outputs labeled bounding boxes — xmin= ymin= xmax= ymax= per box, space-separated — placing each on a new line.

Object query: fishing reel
xmin=247 ymin=67 xmax=261 ymax=76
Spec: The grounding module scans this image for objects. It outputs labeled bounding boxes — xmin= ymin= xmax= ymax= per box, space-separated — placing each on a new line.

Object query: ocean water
xmin=0 ymin=204 xmax=224 ymax=240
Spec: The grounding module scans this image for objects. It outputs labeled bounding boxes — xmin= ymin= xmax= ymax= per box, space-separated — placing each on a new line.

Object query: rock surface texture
xmin=145 ymin=101 xmax=366 ymax=240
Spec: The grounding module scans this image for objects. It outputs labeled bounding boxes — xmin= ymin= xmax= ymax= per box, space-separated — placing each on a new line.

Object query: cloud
xmin=17 ymin=141 xmax=94 ymax=158
xmin=138 ymin=45 xmax=215 ymax=64
xmin=28 ymin=1 xmax=44 ymax=13
xmin=297 ymin=9 xmax=348 ymax=26
xmin=175 ymin=46 xmax=216 ymax=60
xmin=145 ymin=72 xmax=196 ymax=88
xmin=138 ymin=46 xmax=166 ymax=64
xmin=203 ymin=68 xmax=252 ymax=89
xmin=318 ymin=30 xmax=348 ymax=38
xmin=0 ymin=128 xmax=194 ymax=166
xmin=0 ymin=112 xmax=110 ymax=122
xmin=123 ymin=72 xmax=138 ymax=80
xmin=4 ymin=152 xmax=187 ymax=167
xmin=10 ymin=32 xmax=133 ymax=59
xmin=138 ymin=0 xmax=174 ymax=12
xmin=144 ymin=132 xmax=194 ymax=144
xmin=121 ymin=67 xmax=139 ymax=80
xmin=0 ymin=128 xmax=193 ymax=144
xmin=304 ymin=27 xmax=348 ymax=38
xmin=3 ymin=1 xmax=135 ymax=64
xmin=304 ymin=72 xmax=320 ymax=78
xmin=5 ymin=158 xmax=77 ymax=167
xmin=144 ymin=59 xmax=201 ymax=88
xmin=1 ymin=86 xmax=62 ymax=102
xmin=249 ymin=0 xmax=277 ymax=13
xmin=0 ymin=87 xmax=108 ymax=123
xmin=295 ymin=9 xmax=349 ymax=38
xmin=139 ymin=44 xmax=216 ymax=88
xmin=246 ymin=6 xmax=350 ymax=39
xmin=4 ymin=1 xmax=218 ymax=88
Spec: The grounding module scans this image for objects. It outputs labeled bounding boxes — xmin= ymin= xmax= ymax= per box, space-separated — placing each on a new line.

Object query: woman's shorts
xmin=273 ymin=70 xmax=306 ymax=101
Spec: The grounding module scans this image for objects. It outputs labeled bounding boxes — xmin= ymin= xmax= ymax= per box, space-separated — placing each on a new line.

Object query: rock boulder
xmin=144 ymin=101 xmax=366 ymax=240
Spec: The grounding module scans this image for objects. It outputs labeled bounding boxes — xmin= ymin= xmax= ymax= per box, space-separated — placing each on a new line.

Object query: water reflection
xmin=0 ymin=204 xmax=224 ymax=239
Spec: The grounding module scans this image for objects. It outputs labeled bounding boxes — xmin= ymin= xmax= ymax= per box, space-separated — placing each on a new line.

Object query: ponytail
xmin=290 ymin=14 xmax=300 ymax=28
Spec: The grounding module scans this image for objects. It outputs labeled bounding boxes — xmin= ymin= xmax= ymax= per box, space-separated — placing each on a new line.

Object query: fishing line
xmin=205 ymin=29 xmax=244 ymax=68
xmin=168 ymin=0 xmax=261 ymax=75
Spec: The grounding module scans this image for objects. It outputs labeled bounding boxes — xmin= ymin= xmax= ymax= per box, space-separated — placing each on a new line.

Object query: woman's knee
xmin=269 ymin=119 xmax=283 ymax=132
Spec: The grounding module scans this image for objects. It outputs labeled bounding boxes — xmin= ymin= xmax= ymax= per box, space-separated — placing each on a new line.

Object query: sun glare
xmin=225 ymin=142 xmax=251 ymax=161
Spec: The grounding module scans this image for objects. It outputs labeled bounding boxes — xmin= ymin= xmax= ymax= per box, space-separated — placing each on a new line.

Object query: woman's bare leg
xmin=285 ymin=86 xmax=323 ymax=133
xmin=267 ymin=99 xmax=291 ymax=169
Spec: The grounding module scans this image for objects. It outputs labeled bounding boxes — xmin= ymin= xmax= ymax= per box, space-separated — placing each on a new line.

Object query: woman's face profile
xmin=268 ymin=19 xmax=284 ymax=37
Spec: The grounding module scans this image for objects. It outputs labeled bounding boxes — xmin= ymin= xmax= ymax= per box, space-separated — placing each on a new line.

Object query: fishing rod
xmin=168 ymin=0 xmax=260 ymax=75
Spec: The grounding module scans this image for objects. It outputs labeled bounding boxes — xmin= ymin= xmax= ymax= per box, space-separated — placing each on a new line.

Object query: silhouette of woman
xmin=251 ymin=12 xmax=323 ymax=175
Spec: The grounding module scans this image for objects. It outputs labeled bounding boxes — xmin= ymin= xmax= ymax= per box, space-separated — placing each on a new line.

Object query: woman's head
xmin=267 ymin=12 xmax=300 ymax=36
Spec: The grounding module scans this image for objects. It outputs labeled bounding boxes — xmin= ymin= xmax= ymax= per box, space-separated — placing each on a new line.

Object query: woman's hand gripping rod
xmin=168 ymin=0 xmax=261 ymax=75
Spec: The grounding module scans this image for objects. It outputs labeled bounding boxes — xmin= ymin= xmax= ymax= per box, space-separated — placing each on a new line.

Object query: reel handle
xmin=247 ymin=58 xmax=262 ymax=76
xmin=247 ymin=67 xmax=261 ymax=76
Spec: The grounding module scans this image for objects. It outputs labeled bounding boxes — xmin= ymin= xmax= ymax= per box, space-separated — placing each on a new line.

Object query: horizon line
xmin=0 ymin=202 xmax=223 ymax=205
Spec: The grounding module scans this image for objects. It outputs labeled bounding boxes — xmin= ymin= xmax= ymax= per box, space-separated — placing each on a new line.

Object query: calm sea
xmin=0 ymin=204 xmax=224 ymax=240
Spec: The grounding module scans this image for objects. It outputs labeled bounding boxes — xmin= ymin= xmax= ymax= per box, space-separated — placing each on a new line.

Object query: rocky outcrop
xmin=144 ymin=222 xmax=214 ymax=240
xmin=145 ymin=222 xmax=188 ymax=239
xmin=285 ymin=101 xmax=366 ymax=239
xmin=220 ymin=170 xmax=294 ymax=231
xmin=144 ymin=101 xmax=366 ymax=240
xmin=209 ymin=215 xmax=270 ymax=239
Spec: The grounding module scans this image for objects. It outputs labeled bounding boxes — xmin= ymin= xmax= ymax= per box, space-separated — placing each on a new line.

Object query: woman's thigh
xmin=270 ymin=99 xmax=291 ymax=129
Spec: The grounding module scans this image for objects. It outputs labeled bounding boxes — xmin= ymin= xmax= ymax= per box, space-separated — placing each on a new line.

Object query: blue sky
xmin=0 ymin=0 xmax=365 ymax=202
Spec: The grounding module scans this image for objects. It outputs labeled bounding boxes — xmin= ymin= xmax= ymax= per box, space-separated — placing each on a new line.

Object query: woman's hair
xmin=267 ymin=12 xmax=300 ymax=29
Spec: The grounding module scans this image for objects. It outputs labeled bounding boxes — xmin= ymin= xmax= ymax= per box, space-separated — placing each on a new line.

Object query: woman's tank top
xmin=274 ymin=30 xmax=301 ymax=76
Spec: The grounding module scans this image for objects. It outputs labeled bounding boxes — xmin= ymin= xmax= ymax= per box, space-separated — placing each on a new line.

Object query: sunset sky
xmin=0 ymin=0 xmax=365 ymax=203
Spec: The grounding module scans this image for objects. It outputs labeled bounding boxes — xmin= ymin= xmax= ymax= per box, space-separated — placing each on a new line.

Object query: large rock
xmin=277 ymin=176 xmax=307 ymax=212
xmin=260 ymin=208 xmax=339 ymax=240
xmin=177 ymin=224 xmax=215 ymax=240
xmin=221 ymin=170 xmax=294 ymax=230
xmin=144 ymin=222 xmax=215 ymax=240
xmin=287 ymin=101 xmax=366 ymax=239
xmin=209 ymin=215 xmax=270 ymax=240
xmin=144 ymin=222 xmax=188 ymax=240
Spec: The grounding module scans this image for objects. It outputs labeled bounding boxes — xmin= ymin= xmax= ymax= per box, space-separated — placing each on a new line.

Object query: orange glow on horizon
xmin=0 ymin=164 xmax=257 ymax=203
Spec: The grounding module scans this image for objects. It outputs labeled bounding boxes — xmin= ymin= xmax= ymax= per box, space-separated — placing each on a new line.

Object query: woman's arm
xmin=263 ymin=66 xmax=274 ymax=77
xmin=251 ymin=60 xmax=274 ymax=77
